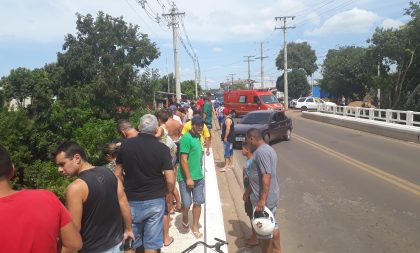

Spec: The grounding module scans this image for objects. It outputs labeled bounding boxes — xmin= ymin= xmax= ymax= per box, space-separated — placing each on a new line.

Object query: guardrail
xmin=317 ymin=105 xmax=420 ymax=127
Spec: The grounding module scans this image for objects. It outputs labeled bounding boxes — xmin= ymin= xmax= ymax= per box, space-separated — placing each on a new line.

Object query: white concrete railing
xmin=317 ymin=105 xmax=420 ymax=127
xmin=203 ymin=148 xmax=228 ymax=253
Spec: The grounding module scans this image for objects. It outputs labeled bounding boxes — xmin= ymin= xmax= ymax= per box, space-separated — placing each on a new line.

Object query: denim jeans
xmin=129 ymin=198 xmax=165 ymax=250
xmin=223 ymin=141 xmax=233 ymax=158
xmin=101 ymin=242 xmax=123 ymax=253
xmin=178 ymin=178 xmax=205 ymax=208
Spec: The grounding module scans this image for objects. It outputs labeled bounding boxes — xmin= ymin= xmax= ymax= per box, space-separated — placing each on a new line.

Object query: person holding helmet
xmin=245 ymin=128 xmax=281 ymax=253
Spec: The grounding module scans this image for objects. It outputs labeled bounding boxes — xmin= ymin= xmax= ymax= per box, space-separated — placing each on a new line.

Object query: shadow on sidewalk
xmin=227 ymin=219 xmax=262 ymax=253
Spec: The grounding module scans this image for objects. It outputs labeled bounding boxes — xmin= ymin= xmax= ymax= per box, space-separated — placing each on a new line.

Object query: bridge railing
xmin=317 ymin=105 xmax=420 ymax=127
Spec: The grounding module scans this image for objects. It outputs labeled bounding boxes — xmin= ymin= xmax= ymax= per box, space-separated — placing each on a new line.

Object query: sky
xmin=0 ymin=0 xmax=411 ymax=89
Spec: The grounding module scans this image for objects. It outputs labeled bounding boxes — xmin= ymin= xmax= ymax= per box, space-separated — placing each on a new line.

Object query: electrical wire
xmin=294 ymin=0 xmax=355 ymax=27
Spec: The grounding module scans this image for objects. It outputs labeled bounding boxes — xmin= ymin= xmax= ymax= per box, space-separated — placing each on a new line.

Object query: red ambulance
xmin=224 ymin=89 xmax=284 ymax=117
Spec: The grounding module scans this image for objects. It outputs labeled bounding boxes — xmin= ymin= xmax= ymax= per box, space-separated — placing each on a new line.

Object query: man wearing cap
xmin=178 ymin=116 xmax=205 ymax=239
xmin=181 ymin=111 xmax=211 ymax=156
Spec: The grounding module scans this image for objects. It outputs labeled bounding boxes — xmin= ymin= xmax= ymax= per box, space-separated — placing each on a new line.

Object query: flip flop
xmin=164 ymin=237 xmax=174 ymax=247
xmin=181 ymin=222 xmax=190 ymax=232
xmin=192 ymin=231 xmax=203 ymax=239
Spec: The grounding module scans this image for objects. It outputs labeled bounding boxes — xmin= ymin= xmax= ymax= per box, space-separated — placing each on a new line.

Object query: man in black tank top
xmin=220 ymin=108 xmax=235 ymax=172
xmin=54 ymin=141 xmax=134 ymax=253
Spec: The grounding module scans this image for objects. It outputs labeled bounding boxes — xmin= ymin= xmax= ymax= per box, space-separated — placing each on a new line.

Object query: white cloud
xmin=381 ymin=18 xmax=403 ymax=29
xmin=294 ymin=38 xmax=306 ymax=43
xmin=212 ymin=47 xmax=223 ymax=53
xmin=304 ymin=8 xmax=381 ymax=36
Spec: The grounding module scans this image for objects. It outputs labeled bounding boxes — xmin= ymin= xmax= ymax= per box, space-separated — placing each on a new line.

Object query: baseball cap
xmin=223 ymin=108 xmax=230 ymax=115
xmin=191 ymin=116 xmax=204 ymax=126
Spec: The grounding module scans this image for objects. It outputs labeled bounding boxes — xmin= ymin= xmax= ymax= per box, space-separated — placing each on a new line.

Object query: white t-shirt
xmin=187 ymin=108 xmax=193 ymax=120
xmin=173 ymin=115 xmax=183 ymax=125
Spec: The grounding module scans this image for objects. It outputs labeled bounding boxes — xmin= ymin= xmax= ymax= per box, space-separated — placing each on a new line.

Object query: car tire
xmin=301 ymin=106 xmax=307 ymax=111
xmin=233 ymin=142 xmax=242 ymax=149
xmin=231 ymin=111 xmax=237 ymax=118
xmin=284 ymin=129 xmax=291 ymax=141
xmin=263 ymin=133 xmax=270 ymax=144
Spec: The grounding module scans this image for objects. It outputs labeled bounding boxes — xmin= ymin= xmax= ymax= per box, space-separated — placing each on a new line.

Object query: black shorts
xmin=244 ymin=196 xmax=253 ymax=219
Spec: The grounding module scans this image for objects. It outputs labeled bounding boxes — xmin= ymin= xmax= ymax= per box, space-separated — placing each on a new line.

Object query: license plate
xmin=235 ymin=137 xmax=245 ymax=142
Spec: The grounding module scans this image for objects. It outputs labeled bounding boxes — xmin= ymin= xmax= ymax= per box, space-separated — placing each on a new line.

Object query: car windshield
xmin=241 ymin=113 xmax=271 ymax=124
xmin=260 ymin=95 xmax=278 ymax=104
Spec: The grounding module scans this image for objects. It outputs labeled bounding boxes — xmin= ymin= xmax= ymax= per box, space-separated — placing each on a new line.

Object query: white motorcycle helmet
xmin=251 ymin=206 xmax=275 ymax=236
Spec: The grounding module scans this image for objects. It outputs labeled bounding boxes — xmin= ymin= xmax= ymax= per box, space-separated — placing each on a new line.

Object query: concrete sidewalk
xmin=161 ymin=122 xmax=260 ymax=253
xmin=211 ymin=126 xmax=262 ymax=253
xmin=161 ymin=143 xmax=227 ymax=252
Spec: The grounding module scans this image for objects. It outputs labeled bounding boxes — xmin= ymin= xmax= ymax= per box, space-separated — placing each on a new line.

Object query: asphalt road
xmin=232 ymin=111 xmax=420 ymax=253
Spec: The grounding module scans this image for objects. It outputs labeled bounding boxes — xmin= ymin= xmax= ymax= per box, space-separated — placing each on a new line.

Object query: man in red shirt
xmin=0 ymin=144 xmax=82 ymax=253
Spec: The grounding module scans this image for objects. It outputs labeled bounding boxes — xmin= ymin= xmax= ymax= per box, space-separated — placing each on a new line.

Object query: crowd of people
xmin=0 ymin=92 xmax=282 ymax=253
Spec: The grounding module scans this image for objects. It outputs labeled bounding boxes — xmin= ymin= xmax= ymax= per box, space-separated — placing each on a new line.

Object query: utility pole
xmin=275 ymin=16 xmax=295 ymax=110
xmin=255 ymin=42 xmax=269 ymax=89
xmin=229 ymin=73 xmax=235 ymax=91
xmin=166 ymin=56 xmax=170 ymax=93
xmin=244 ymin=56 xmax=254 ymax=89
xmin=163 ymin=5 xmax=185 ymax=102
xmin=377 ymin=62 xmax=381 ymax=109
xmin=205 ymin=76 xmax=208 ymax=91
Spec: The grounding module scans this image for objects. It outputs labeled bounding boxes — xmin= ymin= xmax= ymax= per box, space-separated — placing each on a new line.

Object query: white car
xmin=295 ymin=97 xmax=336 ymax=111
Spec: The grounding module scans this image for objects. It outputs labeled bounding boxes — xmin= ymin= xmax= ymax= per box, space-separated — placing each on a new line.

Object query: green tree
xmin=320 ymin=46 xmax=376 ymax=99
xmin=74 ymin=119 xmax=118 ymax=165
xmin=0 ymin=110 xmax=32 ymax=186
xmin=26 ymin=68 xmax=55 ymax=119
xmin=2 ymin=68 xmax=33 ymax=109
xmin=368 ymin=2 xmax=420 ymax=109
xmin=57 ymin=12 xmax=160 ymax=118
xmin=276 ymin=42 xmax=318 ymax=76
xmin=231 ymin=81 xmax=248 ymax=90
xmin=181 ymin=80 xmax=202 ymax=98
xmin=276 ymin=69 xmax=311 ymax=98
xmin=0 ymin=86 xmax=5 ymax=109
xmin=23 ymin=161 xmax=71 ymax=201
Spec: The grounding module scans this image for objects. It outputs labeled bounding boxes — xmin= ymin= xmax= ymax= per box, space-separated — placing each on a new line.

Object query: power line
xmin=294 ymin=0 xmax=354 ymax=27
xmin=122 ymin=0 xmax=156 ymax=34
xmin=135 ymin=0 xmax=168 ymax=31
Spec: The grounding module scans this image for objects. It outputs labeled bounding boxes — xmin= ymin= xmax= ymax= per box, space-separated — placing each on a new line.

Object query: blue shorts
xmin=102 ymin=242 xmax=123 ymax=253
xmin=218 ymin=116 xmax=224 ymax=125
xmin=178 ymin=178 xmax=205 ymax=208
xmin=224 ymin=141 xmax=233 ymax=158
xmin=129 ymin=198 xmax=165 ymax=250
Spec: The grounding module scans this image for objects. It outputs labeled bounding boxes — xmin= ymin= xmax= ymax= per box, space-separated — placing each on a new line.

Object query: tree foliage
xmin=276 ymin=42 xmax=318 ymax=76
xmin=181 ymin=80 xmax=202 ymax=98
xmin=276 ymin=69 xmax=311 ymax=98
xmin=57 ymin=12 xmax=160 ymax=118
xmin=367 ymin=2 xmax=420 ymax=109
xmin=0 ymin=12 xmax=159 ymax=201
xmin=320 ymin=46 xmax=376 ymax=99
